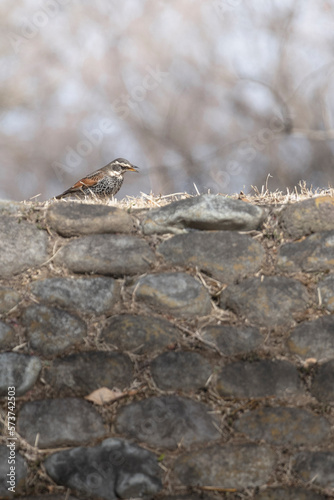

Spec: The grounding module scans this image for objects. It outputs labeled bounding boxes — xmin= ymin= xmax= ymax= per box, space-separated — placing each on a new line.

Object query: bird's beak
xmin=128 ymin=165 xmax=139 ymax=172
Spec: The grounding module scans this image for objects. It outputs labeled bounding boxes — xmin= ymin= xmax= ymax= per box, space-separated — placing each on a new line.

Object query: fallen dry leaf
xmin=303 ymin=357 xmax=318 ymax=367
xmin=85 ymin=387 xmax=125 ymax=405
xmin=85 ymin=387 xmax=141 ymax=405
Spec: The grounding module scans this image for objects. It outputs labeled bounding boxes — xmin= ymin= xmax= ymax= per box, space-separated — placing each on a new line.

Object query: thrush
xmin=55 ymin=158 xmax=139 ymax=199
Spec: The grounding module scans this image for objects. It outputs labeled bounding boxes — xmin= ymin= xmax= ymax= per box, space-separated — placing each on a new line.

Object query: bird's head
xmin=107 ymin=158 xmax=139 ymax=176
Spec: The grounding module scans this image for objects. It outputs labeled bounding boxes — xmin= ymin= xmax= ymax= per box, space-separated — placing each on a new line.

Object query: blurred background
xmin=1 ymin=0 xmax=334 ymax=201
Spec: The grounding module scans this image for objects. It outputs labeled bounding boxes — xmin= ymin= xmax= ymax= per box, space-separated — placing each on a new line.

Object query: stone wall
xmin=1 ymin=194 xmax=334 ymax=500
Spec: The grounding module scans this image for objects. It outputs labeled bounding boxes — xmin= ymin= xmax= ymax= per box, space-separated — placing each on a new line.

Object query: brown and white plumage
xmin=55 ymin=158 xmax=139 ymax=199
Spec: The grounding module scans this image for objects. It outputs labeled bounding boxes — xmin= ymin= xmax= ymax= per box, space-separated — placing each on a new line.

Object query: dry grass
xmin=247 ymin=180 xmax=334 ymax=206
xmin=21 ymin=180 xmax=334 ymax=212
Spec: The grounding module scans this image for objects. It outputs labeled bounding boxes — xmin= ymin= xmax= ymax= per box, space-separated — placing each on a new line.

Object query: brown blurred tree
xmin=0 ymin=0 xmax=334 ymax=200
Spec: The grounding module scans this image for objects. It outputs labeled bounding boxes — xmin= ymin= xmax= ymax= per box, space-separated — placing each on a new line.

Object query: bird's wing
xmin=55 ymin=171 xmax=104 ymax=199
xmin=70 ymin=174 xmax=101 ymax=189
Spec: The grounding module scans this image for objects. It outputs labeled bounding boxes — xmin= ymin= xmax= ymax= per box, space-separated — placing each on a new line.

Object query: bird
xmin=55 ymin=158 xmax=139 ymax=199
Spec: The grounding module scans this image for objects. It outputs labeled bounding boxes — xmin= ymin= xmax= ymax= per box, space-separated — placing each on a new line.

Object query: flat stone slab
xmin=30 ymin=277 xmax=120 ymax=314
xmin=101 ymin=314 xmax=179 ymax=354
xmin=44 ymin=351 xmax=134 ymax=396
xmin=202 ymin=325 xmax=262 ymax=355
xmin=134 ymin=272 xmax=211 ymax=317
xmin=0 ymin=445 xmax=27 ymax=497
xmin=254 ymin=488 xmax=327 ymax=499
xmin=47 ymin=202 xmax=135 ymax=236
xmin=174 ymin=443 xmax=276 ymax=488
xmin=287 ymin=315 xmax=334 ymax=361
xmin=293 ymin=451 xmax=334 ymax=488
xmin=310 ymin=359 xmax=334 ymax=402
xmin=141 ymin=194 xmax=267 ymax=234
xmin=115 ymin=395 xmax=220 ymax=449
xmin=18 ymin=398 xmax=106 ymax=448
xmin=22 ymin=304 xmax=87 ymax=356
xmin=150 ymin=351 xmax=212 ymax=391
xmin=0 ymin=286 xmax=20 ymax=313
xmin=0 ymin=216 xmax=48 ymax=278
xmin=158 ymin=231 xmax=265 ymax=283
xmin=318 ymin=274 xmax=334 ymax=312
xmin=280 ymin=196 xmax=334 ymax=238
xmin=0 ymin=352 xmax=41 ymax=397
xmin=217 ymin=360 xmax=303 ymax=398
xmin=234 ymin=407 xmax=330 ymax=445
xmin=220 ymin=276 xmax=309 ymax=327
xmin=278 ymin=230 xmax=334 ymax=272
xmin=56 ymin=234 xmax=155 ymax=276
xmin=44 ymin=438 xmax=162 ymax=499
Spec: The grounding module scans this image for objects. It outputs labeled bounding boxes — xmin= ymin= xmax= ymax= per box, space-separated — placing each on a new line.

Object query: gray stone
xmin=293 ymin=451 xmax=334 ymax=488
xmin=22 ymin=304 xmax=87 ymax=356
xmin=254 ymin=488 xmax=326 ymax=500
xmin=0 ymin=353 xmax=41 ymax=397
xmin=0 ymin=445 xmax=27 ymax=496
xmin=220 ymin=276 xmax=309 ymax=327
xmin=287 ymin=315 xmax=334 ymax=361
xmin=47 ymin=202 xmax=135 ymax=236
xmin=0 ymin=286 xmax=20 ymax=313
xmin=280 ymin=196 xmax=334 ymax=238
xmin=16 ymin=496 xmax=79 ymax=500
xmin=158 ymin=231 xmax=265 ymax=283
xmin=202 ymin=325 xmax=262 ymax=355
xmin=234 ymin=407 xmax=330 ymax=445
xmin=16 ymin=497 xmax=78 ymax=500
xmin=56 ymin=234 xmax=155 ymax=276
xmin=0 ymin=321 xmax=14 ymax=347
xmin=310 ymin=359 xmax=334 ymax=402
xmin=174 ymin=443 xmax=276 ymax=488
xmin=18 ymin=398 xmax=106 ymax=448
xmin=0 ymin=200 xmax=26 ymax=214
xmin=44 ymin=351 xmax=134 ymax=396
xmin=116 ymin=395 xmax=220 ymax=449
xmin=278 ymin=231 xmax=334 ymax=272
xmin=160 ymin=496 xmax=212 ymax=500
xmin=101 ymin=314 xmax=179 ymax=354
xmin=44 ymin=438 xmax=162 ymax=499
xmin=150 ymin=351 xmax=212 ymax=391
xmin=318 ymin=274 xmax=334 ymax=312
xmin=30 ymin=277 xmax=120 ymax=314
xmin=141 ymin=194 xmax=267 ymax=234
xmin=0 ymin=216 xmax=48 ymax=278
xmin=134 ymin=272 xmax=211 ymax=317
xmin=217 ymin=360 xmax=303 ymax=398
